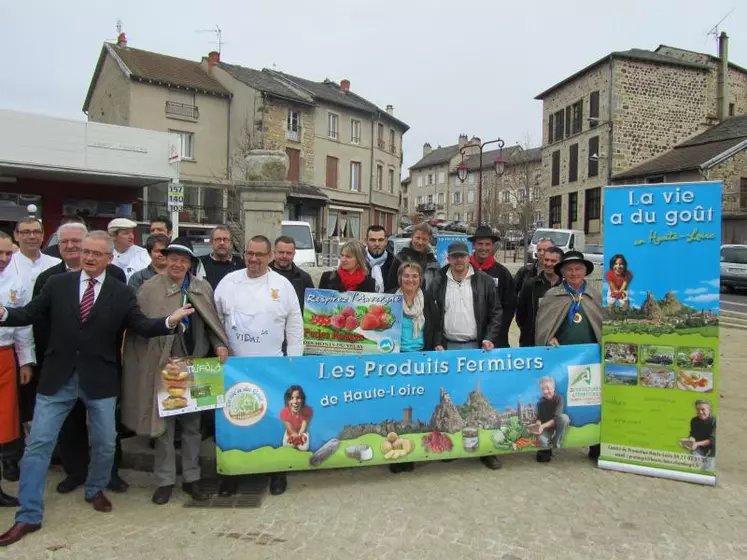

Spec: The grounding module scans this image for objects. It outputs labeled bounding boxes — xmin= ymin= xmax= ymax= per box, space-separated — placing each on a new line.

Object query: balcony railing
xmin=417 ymin=202 xmax=436 ymax=212
xmin=165 ymin=101 xmax=199 ymax=120
xmin=389 ymin=143 xmax=397 ymax=154
xmin=377 ymin=139 xmax=386 ymax=149
xmin=286 ymin=128 xmax=301 ymax=142
xmin=146 ymin=203 xmax=225 ymax=225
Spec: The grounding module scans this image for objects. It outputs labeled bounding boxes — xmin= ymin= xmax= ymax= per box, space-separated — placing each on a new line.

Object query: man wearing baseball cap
xmin=107 ymin=218 xmax=151 ymax=282
xmin=428 ymin=241 xmax=505 ymax=470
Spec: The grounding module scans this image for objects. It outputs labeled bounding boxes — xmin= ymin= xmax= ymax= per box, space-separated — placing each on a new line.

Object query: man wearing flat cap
xmin=428 ymin=241 xmax=505 ymax=470
xmin=121 ymin=237 xmax=229 ymax=506
xmin=468 ymin=226 xmax=516 ymax=348
xmin=107 ymin=218 xmax=151 ymax=282
xmin=534 ymin=250 xmax=602 ymax=463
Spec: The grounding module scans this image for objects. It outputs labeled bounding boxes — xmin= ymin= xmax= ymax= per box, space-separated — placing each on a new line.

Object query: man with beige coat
xmin=122 ymin=238 xmax=229 ymax=505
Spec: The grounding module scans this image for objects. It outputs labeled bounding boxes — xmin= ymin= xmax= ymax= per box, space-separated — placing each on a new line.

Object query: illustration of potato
xmin=380 ymin=441 xmax=393 ymax=454
xmin=379 ymin=432 xmax=415 ymax=460
xmin=385 ymin=450 xmax=397 ymax=460
xmin=386 ymin=432 xmax=398 ymax=443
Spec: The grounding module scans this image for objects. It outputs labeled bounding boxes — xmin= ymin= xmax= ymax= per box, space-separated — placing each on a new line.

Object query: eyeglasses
xmin=17 ymin=230 xmax=43 ymax=236
xmin=81 ymin=249 xmax=112 ymax=258
xmin=213 ymin=237 xmax=231 ymax=243
xmin=245 ymin=251 xmax=270 ymax=259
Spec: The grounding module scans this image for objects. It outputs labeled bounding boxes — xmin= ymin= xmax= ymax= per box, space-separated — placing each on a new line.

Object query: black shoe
xmin=588 ymin=444 xmax=601 ymax=460
xmin=151 ymin=485 xmax=173 ymax=505
xmin=0 ymin=488 xmax=19 ymax=508
xmin=107 ymin=473 xmax=129 ymax=493
xmin=218 ymin=478 xmax=239 ymax=498
xmin=1 ymin=461 xmax=19 ymax=483
xmin=536 ymin=449 xmax=553 ymax=463
xmin=182 ymin=481 xmax=209 ymax=501
xmin=56 ymin=474 xmax=86 ymax=494
xmin=269 ymin=474 xmax=287 ymax=496
xmin=480 ymin=455 xmax=503 ymax=470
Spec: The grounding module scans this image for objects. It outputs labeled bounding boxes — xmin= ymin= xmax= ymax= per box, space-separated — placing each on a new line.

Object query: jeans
xmin=16 ymin=374 xmax=116 ymax=525
xmin=537 ymin=413 xmax=570 ymax=449
xmin=444 ymin=340 xmax=480 ymax=351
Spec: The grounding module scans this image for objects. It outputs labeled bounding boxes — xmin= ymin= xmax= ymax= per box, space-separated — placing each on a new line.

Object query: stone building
xmin=535 ymin=33 xmax=747 ymax=242
xmin=84 ymin=35 xmax=408 ymax=243
xmin=84 ymin=34 xmax=232 ymax=237
xmin=405 ymin=135 xmax=542 ymax=231
xmin=614 ymin=115 xmax=747 ymax=243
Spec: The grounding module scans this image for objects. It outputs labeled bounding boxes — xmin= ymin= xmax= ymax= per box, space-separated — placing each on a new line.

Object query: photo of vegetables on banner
xmin=157 ymin=357 xmax=225 ymax=418
xmin=599 ymin=181 xmax=721 ymax=486
xmin=215 ymin=345 xmax=602 ymax=475
xmin=303 ymin=288 xmax=403 ymax=355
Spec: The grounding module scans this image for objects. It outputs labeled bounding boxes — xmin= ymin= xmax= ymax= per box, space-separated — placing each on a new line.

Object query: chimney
xmin=340 ymin=79 xmax=351 ymax=93
xmin=207 ymin=50 xmax=220 ymax=73
xmin=458 ymin=133 xmax=468 ymax=148
xmin=423 ymin=142 xmax=432 ymax=157
xmin=717 ymin=32 xmax=729 ymax=122
xmin=116 ymin=32 xmax=127 ymax=48
xmin=385 ymin=104 xmax=394 ymax=115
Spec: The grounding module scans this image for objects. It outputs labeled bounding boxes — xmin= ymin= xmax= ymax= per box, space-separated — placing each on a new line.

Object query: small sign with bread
xmin=157 ymin=357 xmax=225 ymax=417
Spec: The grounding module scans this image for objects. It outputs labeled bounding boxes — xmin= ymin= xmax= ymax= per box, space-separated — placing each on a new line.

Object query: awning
xmin=0 ymin=162 xmax=168 ymax=188
xmin=329 ymin=204 xmax=364 ymax=213
xmin=287 ymin=183 xmax=329 ymax=202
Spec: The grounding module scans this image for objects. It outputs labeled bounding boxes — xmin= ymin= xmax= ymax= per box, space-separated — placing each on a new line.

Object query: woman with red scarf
xmin=319 ymin=241 xmax=376 ymax=293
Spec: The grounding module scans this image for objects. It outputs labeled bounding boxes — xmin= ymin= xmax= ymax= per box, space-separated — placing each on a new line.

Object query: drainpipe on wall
xmin=717 ymin=32 xmax=729 ymax=122
xmin=368 ymin=112 xmax=378 ymax=235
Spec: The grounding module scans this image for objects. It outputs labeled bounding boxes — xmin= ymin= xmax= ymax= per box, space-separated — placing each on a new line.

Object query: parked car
xmin=583 ymin=244 xmax=604 ymax=268
xmin=446 ymin=221 xmax=469 ymax=233
xmin=528 ymin=228 xmax=586 ymax=257
xmin=720 ymin=244 xmax=747 ymax=292
xmin=504 ymin=230 xmax=525 ymax=249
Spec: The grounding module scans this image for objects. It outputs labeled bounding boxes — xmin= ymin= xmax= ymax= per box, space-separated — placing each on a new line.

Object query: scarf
xmin=366 ymin=250 xmax=388 ymax=293
xmin=337 ymin=266 xmax=366 ymax=292
xmin=470 ymin=254 xmax=496 ymax=272
xmin=397 ymin=288 xmax=425 ymax=338
xmin=563 ymin=279 xmax=586 ymax=325
xmin=179 ymin=275 xmax=192 ymax=328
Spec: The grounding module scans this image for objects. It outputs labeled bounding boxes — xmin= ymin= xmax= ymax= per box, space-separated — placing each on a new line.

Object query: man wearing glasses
xmin=0 ymin=231 xmax=193 ymax=546
xmin=213 ymin=235 xmax=303 ymax=497
xmin=11 ymin=219 xmax=60 ymax=290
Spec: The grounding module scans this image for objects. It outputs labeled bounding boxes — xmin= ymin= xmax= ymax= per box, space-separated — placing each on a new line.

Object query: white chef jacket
xmin=10 ymin=251 xmax=60 ymax=292
xmin=112 ymin=244 xmax=151 ymax=282
xmin=0 ymin=266 xmax=35 ymax=366
xmin=214 ymin=268 xmax=303 ymax=357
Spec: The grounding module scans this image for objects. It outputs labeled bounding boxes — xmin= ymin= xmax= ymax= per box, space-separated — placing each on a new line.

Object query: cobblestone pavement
xmin=1 ymin=328 xmax=743 ymax=560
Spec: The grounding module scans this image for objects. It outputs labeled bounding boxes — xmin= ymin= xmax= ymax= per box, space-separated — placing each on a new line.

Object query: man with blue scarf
xmin=534 ymin=250 xmax=602 ymax=461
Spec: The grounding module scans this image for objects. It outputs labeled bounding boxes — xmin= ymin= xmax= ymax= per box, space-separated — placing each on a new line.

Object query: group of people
xmin=0 ymin=216 xmax=603 ymax=547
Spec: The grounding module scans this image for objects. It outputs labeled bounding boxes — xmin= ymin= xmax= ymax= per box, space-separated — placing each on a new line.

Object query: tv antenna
xmin=706 ymin=8 xmax=735 ymax=45
xmin=196 ymin=25 xmax=224 ymax=53
xmin=116 ymin=19 xmax=123 ymax=35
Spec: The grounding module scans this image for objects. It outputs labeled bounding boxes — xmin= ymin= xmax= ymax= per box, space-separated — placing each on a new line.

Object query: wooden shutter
xmin=568 ymin=144 xmax=578 ymax=182
xmin=548 ymin=114 xmax=554 ymax=143
xmin=286 ymin=148 xmax=300 ymax=182
xmin=326 ymin=156 xmax=338 ymax=188
xmin=589 ymin=91 xmax=600 ymax=125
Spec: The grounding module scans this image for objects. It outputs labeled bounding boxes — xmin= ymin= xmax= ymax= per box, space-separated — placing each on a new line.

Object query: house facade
xmin=535 ymin=33 xmax=747 ymax=242
xmin=83 ymin=35 xmax=231 ymax=235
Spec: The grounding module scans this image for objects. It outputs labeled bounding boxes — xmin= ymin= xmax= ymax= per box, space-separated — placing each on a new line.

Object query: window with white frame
xmin=453 ymin=191 xmax=462 ymax=204
xmin=467 ymin=211 xmax=474 ymax=223
xmin=169 ymin=130 xmax=195 ymax=160
xmin=286 ymin=110 xmax=301 ymax=141
xmin=427 ymin=194 xmax=433 ymax=204
xmin=388 ymin=169 xmax=394 ymax=192
xmin=454 ymin=212 xmax=461 ymax=221
xmin=467 ymin=191 xmax=475 ymax=203
xmin=350 ymin=161 xmax=361 ymax=191
xmin=427 ymin=173 xmax=434 ymax=185
xmin=351 ymin=119 xmax=361 ymax=144
xmin=468 ymin=173 xmax=475 ymax=185
xmin=328 ymin=113 xmax=339 ymax=139
xmin=503 ymin=191 xmax=510 ymax=203
xmin=376 ymin=164 xmax=383 ymax=191
xmin=417 ymin=195 xmax=424 ymax=205
xmin=437 ymin=192 xmax=444 ymax=204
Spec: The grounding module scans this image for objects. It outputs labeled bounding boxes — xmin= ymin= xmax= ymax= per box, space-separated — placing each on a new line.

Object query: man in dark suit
xmin=32 ymin=223 xmax=129 ymax=495
xmin=0 ymin=231 xmax=194 ymax=547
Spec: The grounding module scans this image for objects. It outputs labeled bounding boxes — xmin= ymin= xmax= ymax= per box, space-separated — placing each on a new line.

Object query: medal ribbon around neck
xmin=562 ymin=279 xmax=586 ymax=325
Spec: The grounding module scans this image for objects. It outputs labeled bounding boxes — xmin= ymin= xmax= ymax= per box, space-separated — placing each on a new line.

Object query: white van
xmin=529 ymin=228 xmax=586 ymax=260
xmin=281 ymin=220 xmax=318 ymax=267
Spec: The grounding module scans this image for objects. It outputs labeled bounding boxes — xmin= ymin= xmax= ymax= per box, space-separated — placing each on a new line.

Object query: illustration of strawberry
xmin=369 ymin=305 xmax=386 ymax=316
xmin=341 ymin=306 xmax=356 ymax=317
xmin=360 ymin=313 xmax=380 ymax=330
xmin=377 ymin=313 xmax=395 ymax=330
xmin=331 ymin=314 xmax=346 ymax=329
xmin=344 ymin=315 xmax=359 ymax=331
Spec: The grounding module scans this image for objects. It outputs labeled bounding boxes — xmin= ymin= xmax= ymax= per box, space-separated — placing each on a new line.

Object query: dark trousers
xmin=58 ymin=399 xmax=122 ymax=478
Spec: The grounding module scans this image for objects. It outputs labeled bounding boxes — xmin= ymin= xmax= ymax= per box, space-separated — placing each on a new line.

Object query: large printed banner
xmin=600 ymin=181 xmax=721 ymax=485
xmin=436 ymin=236 xmax=472 ymax=266
xmin=216 ymin=345 xmax=602 ymax=475
xmin=303 ymin=289 xmax=403 ymax=355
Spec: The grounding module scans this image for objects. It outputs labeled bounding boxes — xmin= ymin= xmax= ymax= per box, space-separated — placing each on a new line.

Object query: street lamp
xmin=458 ymin=138 xmax=505 ymax=225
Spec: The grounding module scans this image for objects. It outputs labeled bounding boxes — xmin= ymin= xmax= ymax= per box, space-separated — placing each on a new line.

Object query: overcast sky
xmin=2 ymin=0 xmax=745 ymax=174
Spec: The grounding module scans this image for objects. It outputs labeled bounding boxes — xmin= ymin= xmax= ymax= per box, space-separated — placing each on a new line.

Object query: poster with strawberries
xmin=303 ymin=289 xmax=403 ymax=355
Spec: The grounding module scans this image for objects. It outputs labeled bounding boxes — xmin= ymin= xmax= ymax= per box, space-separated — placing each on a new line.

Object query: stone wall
xmin=262 ymin=99 xmax=315 ymax=184
xmin=87 ymin=52 xmax=131 ymax=126
xmin=710 ymin=148 xmax=747 ymax=212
